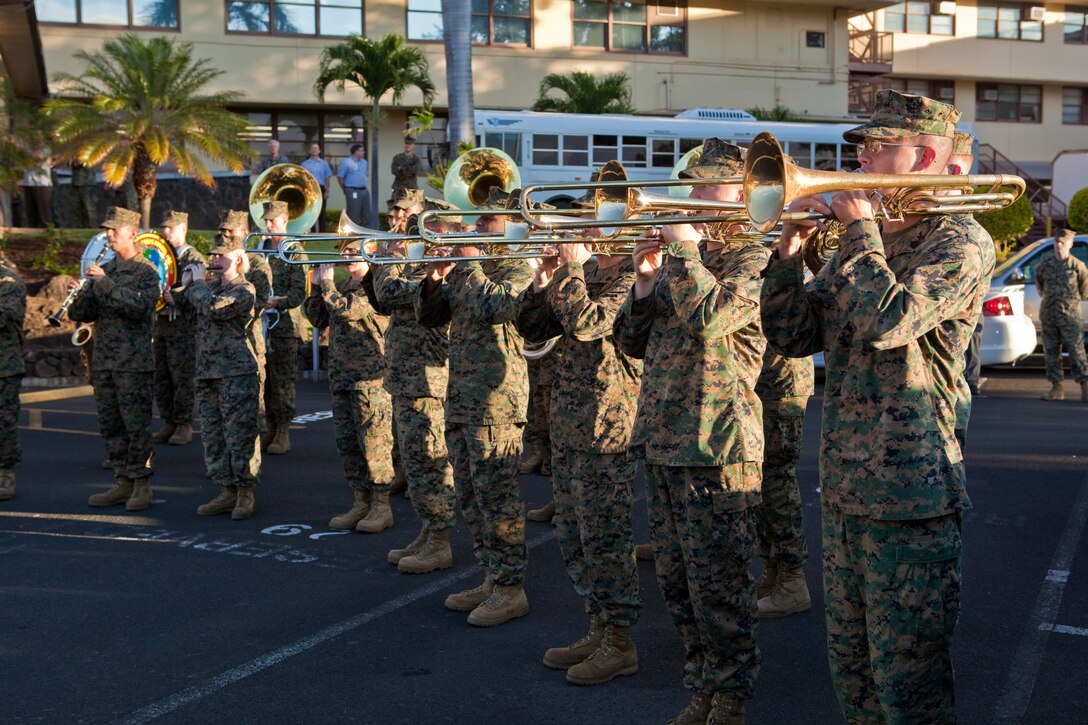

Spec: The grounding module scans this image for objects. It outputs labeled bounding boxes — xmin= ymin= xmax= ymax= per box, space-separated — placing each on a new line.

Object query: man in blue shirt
xmin=337 ymin=143 xmax=370 ymax=228
xmin=301 ymin=142 xmax=334 ymax=233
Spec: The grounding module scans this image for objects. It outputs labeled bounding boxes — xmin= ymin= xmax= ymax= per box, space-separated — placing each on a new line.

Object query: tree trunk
xmin=442 ymin=0 xmax=475 ymax=154
xmin=132 ymin=146 xmax=158 ymax=228
xmin=369 ymin=97 xmax=380 ymax=228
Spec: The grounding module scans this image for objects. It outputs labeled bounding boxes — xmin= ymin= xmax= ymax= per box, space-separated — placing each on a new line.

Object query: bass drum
xmin=136 ymin=231 xmax=179 ymax=312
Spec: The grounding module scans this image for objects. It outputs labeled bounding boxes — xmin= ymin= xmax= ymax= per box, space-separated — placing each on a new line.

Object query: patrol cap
xmin=572 ymin=161 xmax=627 ymax=208
xmin=209 ymin=233 xmax=243 ymax=255
xmin=679 ymin=138 xmax=746 ymax=179
xmin=218 ymin=209 xmax=250 ymax=232
xmin=262 ymin=200 xmax=289 ymax=220
xmin=843 ymin=89 xmax=960 ymax=143
xmin=477 ymin=186 xmax=516 ymax=211
xmin=392 ymin=188 xmax=425 ymax=210
xmin=1056 ymin=228 xmax=1076 ymax=244
xmin=100 ymin=206 xmax=141 ymax=230
xmin=161 ymin=210 xmax=189 ymax=228
xmin=424 ymin=196 xmax=462 ymax=225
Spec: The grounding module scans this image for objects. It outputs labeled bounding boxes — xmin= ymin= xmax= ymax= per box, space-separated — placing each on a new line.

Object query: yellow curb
xmin=19 ymin=385 xmax=95 ymax=404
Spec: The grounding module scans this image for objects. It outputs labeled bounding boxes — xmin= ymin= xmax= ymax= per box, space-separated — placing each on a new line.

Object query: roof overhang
xmin=0 ymin=0 xmax=48 ymax=100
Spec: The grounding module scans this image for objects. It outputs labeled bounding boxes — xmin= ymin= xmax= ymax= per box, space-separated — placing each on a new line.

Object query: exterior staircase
xmin=976 ymin=143 xmax=1067 ymax=239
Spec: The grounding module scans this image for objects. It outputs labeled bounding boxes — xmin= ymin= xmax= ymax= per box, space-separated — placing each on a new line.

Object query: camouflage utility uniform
xmin=1037 ymin=253 xmax=1088 ymax=384
xmin=0 ymin=261 xmax=26 ymax=495
xmin=265 ymin=255 xmax=307 ymax=431
xmin=613 ymin=238 xmax=769 ymax=703
xmin=154 ymin=243 xmax=206 ymax=428
xmin=523 ymin=352 xmax=555 ymax=472
xmin=246 ymin=252 xmax=273 ymax=433
xmin=390 ymin=152 xmax=421 ymax=194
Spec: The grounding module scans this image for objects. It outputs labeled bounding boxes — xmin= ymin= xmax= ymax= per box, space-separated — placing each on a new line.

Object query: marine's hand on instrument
xmin=425 ymin=247 xmax=454 ymax=283
xmin=557 ymin=241 xmax=592 ymax=266
xmin=778 ymin=195 xmax=829 ymax=259
xmin=660 ymin=222 xmax=700 ymax=247
xmin=162 ymin=288 xmax=175 ymax=306
xmin=84 ymin=264 xmax=106 ymax=280
xmin=67 ymin=279 xmax=82 ymax=291
xmin=189 ymin=263 xmax=207 ymax=283
xmin=315 ymin=264 xmax=335 ymax=283
xmin=830 ymin=189 xmax=877 ymax=227
xmin=633 ymin=238 xmax=664 ymax=282
xmin=265 ymin=295 xmax=281 ymax=310
xmin=532 ymin=250 xmax=559 ymax=292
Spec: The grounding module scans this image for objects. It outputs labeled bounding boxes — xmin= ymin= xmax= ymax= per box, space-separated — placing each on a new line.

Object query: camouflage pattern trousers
xmin=0 ymin=374 xmax=21 ymax=469
xmin=553 ymin=450 xmax=641 ymax=627
xmin=525 ymin=355 xmax=553 ymax=459
xmin=393 ymin=395 xmax=456 ymax=530
xmin=446 ymin=422 xmax=527 ymax=586
xmin=333 ymin=385 xmax=394 ymax=491
xmin=754 ymin=413 xmax=808 ymax=568
xmin=95 ymin=370 xmax=154 ymax=479
xmin=822 ymin=508 xmax=963 ymax=725
xmin=264 ymin=337 xmax=297 ymax=427
xmin=1041 ymin=311 xmax=1088 ymax=383
xmin=153 ymin=330 xmax=197 ymax=425
xmin=646 ymin=463 xmax=761 ymax=698
xmin=198 ymin=375 xmax=261 ymax=487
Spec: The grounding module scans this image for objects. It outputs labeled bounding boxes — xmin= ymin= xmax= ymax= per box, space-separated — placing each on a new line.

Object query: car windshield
xmin=993 ymin=238 xmax=1088 ymax=283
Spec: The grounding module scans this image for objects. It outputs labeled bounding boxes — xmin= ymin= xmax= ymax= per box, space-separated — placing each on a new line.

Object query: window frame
xmin=224 ymin=0 xmax=365 ymax=38
xmin=1062 ymin=87 xmax=1088 ymax=125
xmin=235 ymin=107 xmax=368 ymax=169
xmin=976 ymin=2 xmax=1045 ymax=42
xmin=571 ymin=0 xmax=688 ymax=56
xmin=406 ymin=0 xmax=534 ymax=46
xmin=882 ymin=1 xmax=955 ymax=36
xmin=975 ymin=82 xmax=1043 ymax=123
xmin=38 ymin=0 xmax=182 ymax=31
xmin=1065 ymin=6 xmax=1088 ymax=44
xmin=887 ymin=77 xmax=956 ymax=105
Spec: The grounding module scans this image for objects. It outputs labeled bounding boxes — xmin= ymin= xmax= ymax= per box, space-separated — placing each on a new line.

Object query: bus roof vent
xmin=676 ymin=108 xmax=758 ymax=121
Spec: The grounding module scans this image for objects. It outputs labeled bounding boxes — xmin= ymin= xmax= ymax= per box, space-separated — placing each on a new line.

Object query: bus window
xmin=593 ymin=135 xmax=618 ymax=164
xmin=815 ymin=143 xmax=838 ymax=171
xmin=534 ymin=134 xmax=560 ymax=166
xmin=622 ymin=135 xmax=647 ymax=166
xmin=840 ymin=143 xmax=860 ymax=171
xmin=484 ymin=132 xmax=522 ymax=164
xmin=680 ymin=138 xmax=701 ymax=154
xmin=651 ymin=139 xmax=676 ymax=168
xmin=564 ymin=135 xmax=589 ymax=166
xmin=791 ymin=142 xmax=812 ymax=168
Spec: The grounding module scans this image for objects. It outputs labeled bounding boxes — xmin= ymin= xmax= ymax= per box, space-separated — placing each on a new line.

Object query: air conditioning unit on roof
xmin=676 ymin=108 xmax=758 ymax=121
xmin=1028 ymin=6 xmax=1045 ymax=21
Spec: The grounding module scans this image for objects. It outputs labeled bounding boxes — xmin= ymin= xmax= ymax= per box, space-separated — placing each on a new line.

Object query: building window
xmin=977 ymin=3 xmax=1043 ymax=41
xmin=882 ymin=2 xmax=954 ymax=35
xmin=238 ymin=109 xmax=365 ymax=166
xmin=888 ymin=78 xmax=956 ymax=104
xmin=573 ymin=0 xmax=687 ymax=54
xmin=1066 ymin=7 xmax=1088 ymax=44
xmin=38 ymin=0 xmax=179 ymax=28
xmin=976 ymin=83 xmax=1042 ymax=122
xmin=407 ymin=0 xmax=532 ymax=45
xmin=1063 ymin=87 xmax=1088 ymax=125
xmin=226 ymin=0 xmax=363 ymax=36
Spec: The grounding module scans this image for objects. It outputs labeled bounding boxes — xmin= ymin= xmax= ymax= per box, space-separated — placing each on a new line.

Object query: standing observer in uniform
xmin=613 ymin=139 xmax=768 ymax=725
xmin=1037 ymin=228 xmax=1088 ymax=402
xmin=0 ymin=249 xmax=26 ymax=501
xmin=71 ymin=207 xmax=161 ymax=512
xmin=152 ymin=211 xmax=206 ymax=447
xmin=390 ymin=136 xmax=421 ymax=199
xmin=305 ymin=243 xmax=395 ymax=534
xmin=761 ymin=90 xmax=993 ymax=724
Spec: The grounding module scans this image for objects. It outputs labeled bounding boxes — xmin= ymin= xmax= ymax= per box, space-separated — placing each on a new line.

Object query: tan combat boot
xmin=667 ymin=690 xmax=714 ymax=725
xmin=1041 ymin=381 xmax=1064 ymax=401
xmin=445 ymin=571 xmax=494 ymax=612
xmin=330 ymin=489 xmax=371 ymax=530
xmin=151 ymin=422 xmax=177 ymax=444
xmin=539 ymin=450 xmax=551 ymax=477
xmin=266 ymin=425 xmax=290 ymax=455
xmin=757 ymin=566 xmax=811 ymax=619
xmin=88 ymin=477 xmax=134 ymax=507
xmin=467 ymin=583 xmax=529 ymax=627
xmin=356 ymin=489 xmax=393 ymax=533
xmin=543 ymin=615 xmax=603 ymax=669
xmin=527 ymin=499 xmax=556 ymax=523
xmin=126 ymin=478 xmax=153 ymax=511
xmin=519 ymin=448 xmax=542 ymax=474
xmin=1081 ymin=380 xmax=1088 ymax=403
xmin=197 ymin=486 xmax=238 ymax=515
xmin=168 ymin=423 xmax=193 ymax=445
xmin=633 ymin=543 xmax=654 ymax=562
xmin=389 ymin=467 xmax=408 ymax=495
xmin=232 ymin=486 xmax=255 ymax=520
xmin=566 ymin=624 xmax=638 ymax=685
xmin=388 ymin=525 xmax=430 ymax=565
xmin=706 ymin=691 xmax=746 ymax=725
xmin=755 ymin=557 xmax=779 ymax=600
xmin=398 ymin=528 xmax=454 ymax=574
xmin=0 ymin=469 xmax=15 ymax=501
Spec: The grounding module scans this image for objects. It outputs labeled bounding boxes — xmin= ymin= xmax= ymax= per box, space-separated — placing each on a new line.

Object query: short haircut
xmin=350 ymin=144 xmax=364 ymax=154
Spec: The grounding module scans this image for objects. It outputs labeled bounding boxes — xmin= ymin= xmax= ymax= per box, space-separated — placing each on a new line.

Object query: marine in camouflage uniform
xmin=304 ymin=248 xmax=396 ymax=534
xmin=1036 ymin=228 xmax=1088 ymax=401
xmin=389 ymin=138 xmax=421 ymax=196
xmin=416 ymin=188 xmax=533 ymax=626
xmin=761 ymin=90 xmax=994 ymax=724
xmin=521 ymin=353 xmax=554 ymax=478
xmin=152 ymin=211 xmax=207 ymax=445
xmin=70 ymin=207 xmax=161 ymax=511
xmin=177 ymin=236 xmax=261 ymax=519
xmin=518 ymin=243 xmax=643 ymax=685
xmin=0 ymin=254 xmax=26 ymax=501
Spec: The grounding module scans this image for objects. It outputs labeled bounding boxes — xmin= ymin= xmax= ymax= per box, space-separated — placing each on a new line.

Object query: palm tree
xmin=532 ymin=71 xmax=635 ymax=114
xmin=315 ymin=34 xmax=435 ymax=225
xmin=442 ymin=0 xmax=475 ymax=152
xmin=46 ymin=34 xmax=253 ymax=227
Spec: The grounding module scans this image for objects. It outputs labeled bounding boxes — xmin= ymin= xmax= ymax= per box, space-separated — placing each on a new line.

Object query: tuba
xmin=443 ymin=147 xmax=521 ymax=214
xmin=250 ymin=163 xmax=323 ymax=234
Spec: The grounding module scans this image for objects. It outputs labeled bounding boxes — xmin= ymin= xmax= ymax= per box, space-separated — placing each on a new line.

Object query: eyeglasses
xmin=855 ymin=140 xmax=921 ymax=155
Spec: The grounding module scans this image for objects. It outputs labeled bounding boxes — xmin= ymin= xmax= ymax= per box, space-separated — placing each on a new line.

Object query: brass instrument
xmin=444 ymin=147 xmax=521 ymax=214
xmin=249 ymin=163 xmax=323 ymax=234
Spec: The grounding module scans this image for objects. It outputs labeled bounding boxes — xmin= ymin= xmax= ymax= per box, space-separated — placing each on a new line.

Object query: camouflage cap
xmin=209 ymin=233 xmax=243 ymax=255
xmin=100 ymin=206 xmax=141 ymax=230
xmin=952 ymin=132 xmax=974 ymax=157
xmin=218 ymin=209 xmax=250 ymax=232
xmin=477 ymin=186 xmax=516 ymax=211
xmin=424 ymin=196 xmax=462 ymax=224
xmin=1056 ymin=228 xmax=1076 ymax=244
xmin=161 ymin=210 xmax=189 ymax=228
xmin=392 ymin=187 xmax=425 ymax=210
xmin=571 ymin=170 xmax=602 ymax=209
xmin=338 ymin=238 xmax=362 ymax=254
xmin=262 ymin=200 xmax=289 ymax=220
xmin=843 ymin=89 xmax=960 ymax=143
xmin=679 ymin=138 xmax=746 ymax=179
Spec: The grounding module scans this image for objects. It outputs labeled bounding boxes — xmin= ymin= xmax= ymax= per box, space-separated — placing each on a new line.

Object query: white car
xmin=991 ymin=233 xmax=1088 ymax=341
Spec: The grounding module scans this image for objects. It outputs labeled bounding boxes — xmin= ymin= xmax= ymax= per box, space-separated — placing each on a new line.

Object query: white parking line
xmin=1039 ymin=623 xmax=1088 ymax=637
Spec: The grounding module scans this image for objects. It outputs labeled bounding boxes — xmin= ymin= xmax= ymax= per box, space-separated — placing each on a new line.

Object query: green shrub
xmin=1068 ymin=187 xmax=1088 ymax=233
xmin=32 ymin=226 xmax=81 ymax=276
xmin=976 ymin=194 xmax=1034 ymax=260
xmin=188 ymin=232 xmax=212 ymax=257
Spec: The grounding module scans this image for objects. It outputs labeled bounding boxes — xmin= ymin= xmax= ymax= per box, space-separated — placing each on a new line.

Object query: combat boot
xmin=667 ymin=690 xmax=714 ymax=725
xmin=388 ymin=525 xmax=429 ymax=565
xmin=467 ymin=583 xmax=529 ymax=627
xmin=634 ymin=543 xmax=654 ymax=562
xmin=232 ymin=486 xmax=255 ymax=520
xmin=168 ymin=423 xmax=193 ymax=445
xmin=151 ymin=422 xmax=177 ymax=444
xmin=757 ymin=566 xmax=811 ymax=619
xmin=755 ymin=557 xmax=779 ymax=600
xmin=543 ymin=615 xmax=603 ymax=669
xmin=355 ymin=489 xmax=393 ymax=533
xmin=445 ymin=572 xmax=494 ymax=612
xmin=527 ymin=499 xmax=556 ymax=523
xmin=566 ymin=624 xmax=638 ymax=685
xmin=0 ymin=469 xmax=15 ymax=501
xmin=706 ymin=691 xmax=746 ymax=725
xmin=519 ymin=449 xmax=543 ymax=474
xmin=1081 ymin=380 xmax=1088 ymax=403
xmin=398 ymin=528 xmax=453 ymax=574
xmin=125 ymin=478 xmax=153 ymax=512
xmin=389 ymin=468 xmax=408 ymax=495
xmin=88 ymin=477 xmax=134 ymax=507
xmin=266 ymin=425 xmax=291 ymax=455
xmin=330 ymin=489 xmax=371 ymax=530
xmin=1041 ymin=381 xmax=1064 ymax=401
xmin=197 ymin=486 xmax=237 ymax=516
xmin=539 ymin=450 xmax=551 ymax=477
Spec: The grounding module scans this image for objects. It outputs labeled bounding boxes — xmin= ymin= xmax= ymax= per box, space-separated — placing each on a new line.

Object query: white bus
xmin=474 ymin=108 xmax=865 ymax=206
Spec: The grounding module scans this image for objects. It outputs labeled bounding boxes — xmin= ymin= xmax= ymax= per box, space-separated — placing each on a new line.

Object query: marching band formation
xmin=0 ymin=90 xmax=1030 ymax=724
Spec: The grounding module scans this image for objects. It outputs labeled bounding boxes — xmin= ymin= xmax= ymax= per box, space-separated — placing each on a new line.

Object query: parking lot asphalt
xmin=2 ymin=366 xmax=1086 ymax=724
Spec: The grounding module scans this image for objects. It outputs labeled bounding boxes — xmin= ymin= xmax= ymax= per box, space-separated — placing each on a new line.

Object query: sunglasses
xmin=855 ymin=140 xmax=922 ymax=155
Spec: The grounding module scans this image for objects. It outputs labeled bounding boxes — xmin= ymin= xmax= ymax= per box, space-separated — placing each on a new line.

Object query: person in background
xmin=301 ymin=142 xmax=334 ymax=233
xmin=1037 ymin=228 xmax=1088 ymax=402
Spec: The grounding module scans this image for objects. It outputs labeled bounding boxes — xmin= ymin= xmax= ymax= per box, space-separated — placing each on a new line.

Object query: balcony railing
xmin=848 ymin=27 xmax=894 ymax=73
xmin=848 ymin=77 xmax=892 ymax=116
